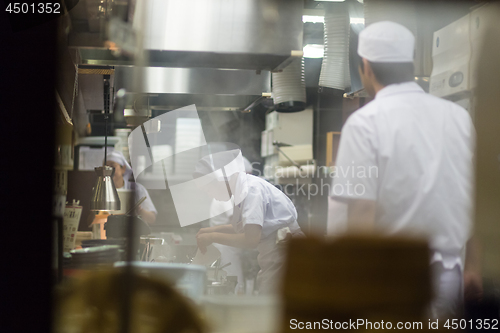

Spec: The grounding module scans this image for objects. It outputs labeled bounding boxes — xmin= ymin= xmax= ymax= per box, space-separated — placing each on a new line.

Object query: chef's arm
xmin=208 ymin=224 xmax=262 ymax=249
xmin=198 ymin=224 xmax=235 ymax=235
xmin=347 ymin=199 xmax=376 ymax=232
xmin=464 ymin=235 xmax=483 ymax=301
xmin=138 ymin=208 xmax=157 ymax=225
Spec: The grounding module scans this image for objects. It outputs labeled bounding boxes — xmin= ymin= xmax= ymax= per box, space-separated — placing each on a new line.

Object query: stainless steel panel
xmin=78 ymin=49 xmax=300 ymax=71
xmin=115 ymin=67 xmax=271 ymax=95
xmin=114 ymin=66 xmax=270 ymax=112
xmin=72 ymin=0 xmax=303 ymax=70
xmin=79 ymin=74 xmax=104 ymax=110
xmin=136 ymin=0 xmax=303 ymax=55
xmin=122 ymin=93 xmax=259 ymax=112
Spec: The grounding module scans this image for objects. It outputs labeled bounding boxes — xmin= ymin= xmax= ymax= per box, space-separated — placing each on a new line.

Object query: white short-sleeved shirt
xmin=209 ymin=202 xmax=233 ymax=227
xmin=229 ymin=174 xmax=299 ymax=239
xmin=228 ymin=173 xmax=301 ymax=293
xmin=208 ymin=201 xmax=244 ymax=291
xmin=332 ymin=82 xmax=474 ymax=258
xmin=327 ymin=197 xmax=348 ymax=236
xmin=122 ymin=179 xmax=158 ymax=215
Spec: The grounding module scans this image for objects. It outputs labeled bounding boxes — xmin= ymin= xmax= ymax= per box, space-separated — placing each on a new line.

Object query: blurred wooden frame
xmin=473 ymin=3 xmax=500 ymax=283
xmin=280 ymin=235 xmax=432 ymax=332
xmin=326 ymin=131 xmax=341 ymax=167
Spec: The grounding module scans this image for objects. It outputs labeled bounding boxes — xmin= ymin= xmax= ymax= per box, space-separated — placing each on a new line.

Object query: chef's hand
xmin=136 ymin=206 xmax=156 ymax=225
xmin=196 ymin=227 xmax=214 ymax=237
xmin=196 ymin=233 xmax=213 ymax=254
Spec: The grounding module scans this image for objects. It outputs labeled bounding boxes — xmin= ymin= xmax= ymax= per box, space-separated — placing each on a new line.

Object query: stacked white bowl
xmin=319 ymin=6 xmax=351 ymax=90
xmin=272 ymin=57 xmax=306 ymax=105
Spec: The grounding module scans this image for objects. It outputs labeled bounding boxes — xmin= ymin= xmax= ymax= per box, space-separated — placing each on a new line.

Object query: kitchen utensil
xmin=191 ymin=245 xmax=221 ymax=265
xmin=206 ymin=263 xmax=229 ymax=282
xmin=140 ymin=236 xmax=165 ymax=262
xmin=219 ymin=262 xmax=231 ymax=270
xmin=206 ymin=276 xmax=238 ymax=295
xmin=125 ymin=196 xmax=146 ymax=215
xmin=213 ymin=261 xmax=232 ymax=282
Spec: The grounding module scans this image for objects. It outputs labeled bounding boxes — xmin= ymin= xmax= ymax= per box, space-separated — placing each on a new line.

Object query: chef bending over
xmin=194 ymin=149 xmax=304 ymax=294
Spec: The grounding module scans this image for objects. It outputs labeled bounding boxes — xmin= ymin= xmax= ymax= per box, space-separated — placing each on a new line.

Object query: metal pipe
xmin=103 ymin=75 xmax=111 ymax=165
xmin=110 ymin=87 xmax=132 ymax=333
xmin=272 ymin=141 xmax=303 ymax=171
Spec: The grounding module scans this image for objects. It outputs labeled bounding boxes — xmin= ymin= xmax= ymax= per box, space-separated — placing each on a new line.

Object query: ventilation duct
xmin=74 ymin=0 xmax=304 ymax=71
xmin=319 ymin=1 xmax=364 ymax=93
xmin=272 ymin=58 xmax=306 ymax=112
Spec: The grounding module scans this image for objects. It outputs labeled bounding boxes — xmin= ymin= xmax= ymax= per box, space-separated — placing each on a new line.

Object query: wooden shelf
xmin=326 ymin=131 xmax=341 ymax=167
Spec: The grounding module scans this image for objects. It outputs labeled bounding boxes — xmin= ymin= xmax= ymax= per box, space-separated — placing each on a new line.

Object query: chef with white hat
xmin=105 ymin=150 xmax=157 ymax=224
xmin=329 ymin=21 xmax=480 ymax=318
xmin=207 ymin=156 xmax=254 ymax=294
xmin=194 ymin=149 xmax=304 ymax=294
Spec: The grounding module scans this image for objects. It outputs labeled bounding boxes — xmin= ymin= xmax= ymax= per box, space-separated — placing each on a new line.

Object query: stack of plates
xmin=70 ymin=245 xmax=122 ymax=268
xmin=81 ymin=239 xmax=126 ymax=248
xmin=272 ymin=57 xmax=306 ymax=108
xmin=319 ymin=5 xmax=351 ymax=90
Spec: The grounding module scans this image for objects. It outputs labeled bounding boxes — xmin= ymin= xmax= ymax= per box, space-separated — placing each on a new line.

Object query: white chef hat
xmin=106 ymin=150 xmax=133 ymax=179
xmin=242 ymin=157 xmax=252 ymax=174
xmin=358 ymin=21 xmax=415 ymax=63
xmin=192 ymin=149 xmax=245 ymax=182
xmin=192 ymin=149 xmax=249 ymax=204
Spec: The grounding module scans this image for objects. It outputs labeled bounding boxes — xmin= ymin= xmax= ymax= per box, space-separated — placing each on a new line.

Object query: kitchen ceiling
xmin=69 ymin=0 xmax=304 ymax=71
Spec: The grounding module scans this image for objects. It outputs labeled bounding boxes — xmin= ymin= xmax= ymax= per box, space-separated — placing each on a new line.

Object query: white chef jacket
xmin=331 ymin=81 xmax=474 ymax=266
xmin=209 ymin=202 xmax=245 ymax=292
xmin=230 ymin=174 xmax=300 ymax=235
xmin=121 ymin=179 xmax=158 ymax=216
xmin=229 ymin=173 xmax=302 ymax=293
xmin=327 ymin=197 xmax=348 ymax=236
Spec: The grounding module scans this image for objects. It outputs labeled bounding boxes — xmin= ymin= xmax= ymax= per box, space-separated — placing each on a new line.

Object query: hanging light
xmin=90 ymin=166 xmax=121 ymax=211
xmin=89 ymin=82 xmax=123 ymax=212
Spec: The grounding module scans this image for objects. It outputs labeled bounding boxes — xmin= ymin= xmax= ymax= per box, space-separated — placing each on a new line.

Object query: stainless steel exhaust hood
xmin=74 ymin=0 xmax=304 ymax=71
xmin=114 ymin=66 xmax=271 ymax=112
